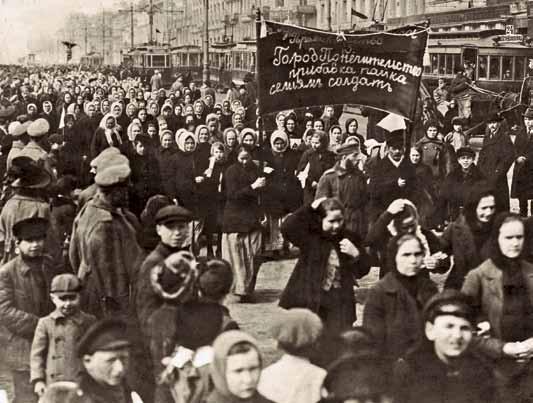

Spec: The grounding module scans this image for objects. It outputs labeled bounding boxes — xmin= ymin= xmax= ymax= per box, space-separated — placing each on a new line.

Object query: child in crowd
xmin=444 ymin=117 xmax=468 ymax=151
xmin=30 ymin=273 xmax=96 ymax=397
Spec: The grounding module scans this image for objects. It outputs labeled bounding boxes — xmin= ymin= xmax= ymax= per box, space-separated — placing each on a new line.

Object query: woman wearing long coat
xmin=279 ymin=198 xmax=371 ymax=333
xmin=222 ymin=146 xmax=265 ymax=302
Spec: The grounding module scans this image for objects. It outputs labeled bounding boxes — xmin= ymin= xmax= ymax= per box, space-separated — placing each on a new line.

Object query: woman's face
xmin=348 ymin=120 xmax=358 ymax=134
xmin=426 ymin=126 xmax=438 ymax=139
xmin=149 ymin=103 xmax=158 ymax=115
xmin=273 ymin=138 xmax=286 ymax=153
xmin=305 ymin=120 xmax=313 ymax=130
xmin=64 ymin=93 xmax=72 ymax=104
xmin=395 ymin=238 xmax=424 ymax=277
xmin=43 ymin=102 xmax=52 ymax=113
xmin=174 ymin=106 xmax=182 ymax=116
xmin=161 ymin=134 xmax=173 ymax=149
xmin=313 ymin=120 xmax=324 ymax=131
xmin=226 ymin=131 xmax=237 ymax=147
xmin=331 ymin=127 xmax=342 ymax=143
xmin=199 ymin=128 xmax=209 ymax=143
xmin=138 ymin=109 xmax=147 ymax=121
xmin=112 ymin=105 xmax=122 ymax=117
xmin=476 ymin=195 xmax=496 ymax=223
xmin=310 ymin=136 xmax=321 ymax=150
xmin=87 ymin=105 xmax=96 ymax=117
xmin=194 ymin=102 xmax=203 ymax=114
xmin=126 ymin=105 xmax=136 ymax=117
xmin=410 ymin=148 xmax=421 ymax=164
xmin=135 ymin=142 xmax=145 ymax=156
xmin=213 ymin=148 xmax=225 ymax=162
xmin=184 ymin=105 xmax=194 ymax=115
xmin=131 ymin=126 xmax=141 ymax=140
xmin=234 ymin=114 xmax=243 ymax=125
xmin=242 ymin=134 xmax=255 ymax=148
xmin=237 ymin=147 xmax=252 ymax=165
xmin=77 ymin=95 xmax=84 ymax=104
xmin=498 ymin=220 xmax=524 ymax=259
xmin=105 ymin=117 xmax=115 ymax=129
xmin=147 ymin=126 xmax=157 ymax=137
xmin=184 ymin=137 xmax=195 ymax=152
xmin=184 ymin=94 xmax=192 ymax=104
xmin=321 ymin=209 xmax=344 ymax=236
xmin=286 ymin=119 xmax=295 ymax=133
xmin=276 ymin=115 xmax=285 ymax=129
xmin=101 ymin=100 xmax=110 ymax=114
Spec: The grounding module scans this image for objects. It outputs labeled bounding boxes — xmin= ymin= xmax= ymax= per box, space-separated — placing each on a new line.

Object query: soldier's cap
xmin=423 ymin=290 xmax=475 ymax=324
xmin=94 ymin=163 xmax=131 ymax=187
xmin=51 ymin=273 xmax=82 ymax=295
xmin=524 ymin=108 xmax=533 ymax=119
xmin=456 ymin=147 xmax=475 ymax=159
xmin=155 ymin=205 xmax=193 ymax=226
xmin=77 ymin=318 xmax=131 ymax=357
xmin=335 ymin=142 xmax=360 ymax=156
xmin=321 ymin=353 xmax=386 ymax=401
xmin=89 ymin=147 xmax=123 ymax=169
xmin=27 ymin=118 xmax=50 ymax=137
xmin=11 ymin=120 xmax=31 ymax=137
xmin=385 ymin=130 xmax=404 ymax=148
xmin=10 ymin=156 xmax=52 ymax=189
xmin=12 ymin=216 xmax=49 ymax=240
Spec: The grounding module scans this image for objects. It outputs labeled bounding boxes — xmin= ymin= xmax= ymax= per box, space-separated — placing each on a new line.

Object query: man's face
xmin=476 ymin=195 xmax=496 ymax=223
xmin=17 ymin=237 xmax=45 ymax=258
xmin=388 ymin=145 xmax=404 ymax=161
xmin=156 ymin=221 xmax=191 ymax=248
xmin=426 ymin=315 xmax=473 ymax=361
xmin=458 ymin=155 xmax=474 ymax=171
xmin=50 ymin=293 xmax=81 ymax=317
xmin=225 ymin=349 xmax=261 ymax=399
xmin=84 ymin=349 xmax=130 ymax=387
xmin=488 ymin=121 xmax=500 ymax=133
xmin=525 ymin=117 xmax=533 ymax=131
xmin=426 ymin=127 xmax=438 ymax=139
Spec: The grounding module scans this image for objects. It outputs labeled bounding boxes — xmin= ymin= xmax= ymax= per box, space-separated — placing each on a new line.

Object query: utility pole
xmin=149 ymin=0 xmax=154 ymax=45
xmin=102 ymin=9 xmax=105 ymax=64
xmin=203 ymin=0 xmax=210 ymax=84
xmin=84 ymin=22 xmax=88 ymax=55
xmin=130 ymin=2 xmax=134 ymax=49
xmin=327 ymin=0 xmax=332 ymax=31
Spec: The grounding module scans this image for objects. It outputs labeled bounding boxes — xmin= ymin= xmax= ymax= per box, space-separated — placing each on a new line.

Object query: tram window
xmin=516 ymin=57 xmax=525 ymax=80
xmin=431 ymin=54 xmax=438 ymax=74
xmin=502 ymin=56 xmax=513 ymax=80
xmin=152 ymin=55 xmax=165 ymax=67
xmin=438 ymin=54 xmax=445 ymax=74
xmin=453 ymin=54 xmax=461 ymax=74
xmin=478 ymin=55 xmax=488 ymax=79
xmin=489 ymin=56 xmax=500 ymax=80
xmin=445 ymin=55 xmax=453 ymax=75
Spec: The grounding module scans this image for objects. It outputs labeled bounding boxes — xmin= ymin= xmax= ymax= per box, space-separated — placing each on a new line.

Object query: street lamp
xmin=203 ymin=0 xmax=210 ymax=84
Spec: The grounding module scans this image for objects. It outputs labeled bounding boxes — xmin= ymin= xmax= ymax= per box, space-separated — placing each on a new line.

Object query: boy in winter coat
xmin=30 ymin=274 xmax=96 ymax=398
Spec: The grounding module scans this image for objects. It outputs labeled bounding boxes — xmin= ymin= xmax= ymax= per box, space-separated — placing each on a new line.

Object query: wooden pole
xmin=255 ymin=8 xmax=263 ymax=140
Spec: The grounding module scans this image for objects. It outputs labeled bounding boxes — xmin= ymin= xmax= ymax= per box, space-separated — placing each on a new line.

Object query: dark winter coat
xmin=362 ymin=272 xmax=438 ymax=364
xmin=297 ymin=148 xmax=335 ymax=205
xmin=279 ymin=205 xmax=371 ymax=329
xmin=222 ymin=162 xmax=262 ymax=234
xmin=174 ymin=151 xmax=199 ymax=214
xmin=368 ymin=156 xmax=417 ymax=222
xmin=315 ymin=163 xmax=368 ymax=238
xmin=129 ymin=152 xmax=162 ymax=216
xmin=196 ymin=161 xmax=228 ymax=233
xmin=510 ymin=128 xmax=533 ymax=199
xmin=155 ymin=146 xmax=178 ymax=199
xmin=478 ymin=130 xmax=515 ymax=210
xmin=394 ymin=342 xmax=496 ymax=403
xmin=0 ymin=255 xmax=65 ymax=370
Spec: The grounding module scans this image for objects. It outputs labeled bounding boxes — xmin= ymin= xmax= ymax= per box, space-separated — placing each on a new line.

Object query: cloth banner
xmin=257 ymin=21 xmax=429 ymax=120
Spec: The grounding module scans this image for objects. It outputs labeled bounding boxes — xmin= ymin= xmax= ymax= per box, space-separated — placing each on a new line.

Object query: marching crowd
xmin=1 ymin=63 xmax=533 ymax=403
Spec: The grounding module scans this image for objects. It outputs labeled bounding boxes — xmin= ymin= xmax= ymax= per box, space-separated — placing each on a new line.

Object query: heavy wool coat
xmin=279 ymin=205 xmax=371 ymax=325
xmin=362 ymin=272 xmax=438 ymax=364
xmin=69 ymin=194 xmax=145 ymax=318
xmin=0 ymin=255 xmax=64 ymax=370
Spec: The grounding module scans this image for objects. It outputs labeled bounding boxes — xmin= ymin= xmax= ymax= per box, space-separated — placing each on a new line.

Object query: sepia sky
xmin=0 ymin=0 xmax=123 ymax=63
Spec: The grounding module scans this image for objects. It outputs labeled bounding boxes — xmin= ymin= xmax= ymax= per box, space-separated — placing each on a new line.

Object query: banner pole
xmin=255 ymin=8 xmax=263 ymax=142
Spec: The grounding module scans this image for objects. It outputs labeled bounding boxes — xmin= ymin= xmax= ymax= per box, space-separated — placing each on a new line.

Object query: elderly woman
xmin=297 ymin=130 xmax=335 ymax=205
xmin=258 ymin=309 xmax=326 ymax=403
xmin=280 ymin=198 xmax=371 ymax=333
xmin=222 ymin=146 xmax=265 ymax=302
xmin=462 ymin=212 xmax=533 ymax=403
xmin=363 ymin=233 xmax=438 ymax=366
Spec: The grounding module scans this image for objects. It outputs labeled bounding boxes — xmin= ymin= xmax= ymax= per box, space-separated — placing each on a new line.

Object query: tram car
xmin=122 ymin=44 xmax=174 ymax=86
xmin=80 ymin=53 xmax=104 ymax=69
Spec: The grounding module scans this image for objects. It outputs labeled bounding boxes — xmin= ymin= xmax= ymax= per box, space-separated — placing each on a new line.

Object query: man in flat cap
xmin=70 ymin=157 xmax=144 ymax=318
xmin=394 ymin=290 xmax=495 ymax=403
xmin=19 ymin=118 xmax=55 ymax=178
xmin=76 ymin=318 xmax=140 ymax=403
xmin=316 ymin=140 xmax=368 ymax=239
xmin=367 ymin=130 xmax=417 ymax=223
xmin=0 ymin=217 xmax=66 ymax=403
xmin=136 ymin=205 xmax=194 ymax=329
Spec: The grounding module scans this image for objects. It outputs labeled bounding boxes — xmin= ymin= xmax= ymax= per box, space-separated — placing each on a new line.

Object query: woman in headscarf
xmin=111 ymin=101 xmax=129 ymax=133
xmin=193 ymin=100 xmax=207 ymax=127
xmin=39 ymin=100 xmax=59 ymax=133
xmin=173 ymin=104 xmax=185 ymax=130
xmin=363 ymin=233 xmax=438 ymax=367
xmin=223 ymin=127 xmax=240 ymax=165
xmin=440 ymin=182 xmax=498 ymax=289
xmin=156 ymin=129 xmax=178 ymax=199
xmin=262 ymin=130 xmax=301 ymax=256
xmin=239 ymin=128 xmax=261 ymax=161
xmin=328 ymin=125 xmax=345 ymax=152
xmin=297 ymin=130 xmax=335 ymax=205
xmin=99 ymin=98 xmax=111 ymax=117
xmin=344 ymin=118 xmax=366 ymax=155
xmin=279 ymin=197 xmax=371 ymax=333
xmin=284 ymin=115 xmax=300 ymax=140
xmin=222 ymin=146 xmax=265 ymax=302
xmin=147 ymin=100 xmax=160 ymax=119
xmin=90 ymin=113 xmax=124 ymax=158
xmin=138 ymin=107 xmax=157 ymax=136
xmin=125 ymin=102 xmax=138 ymax=125
xmin=220 ymin=100 xmax=234 ymax=131
xmin=26 ymin=103 xmax=39 ymax=121
xmin=231 ymin=112 xmax=245 ymax=134
xmin=56 ymin=92 xmax=74 ymax=129
xmin=124 ymin=121 xmax=143 ymax=158
xmin=195 ymin=124 xmax=212 ymax=170
xmin=129 ymin=135 xmax=162 ymax=217
xmin=207 ymin=331 xmax=273 ymax=403
xmin=462 ymin=212 xmax=533 ymax=403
